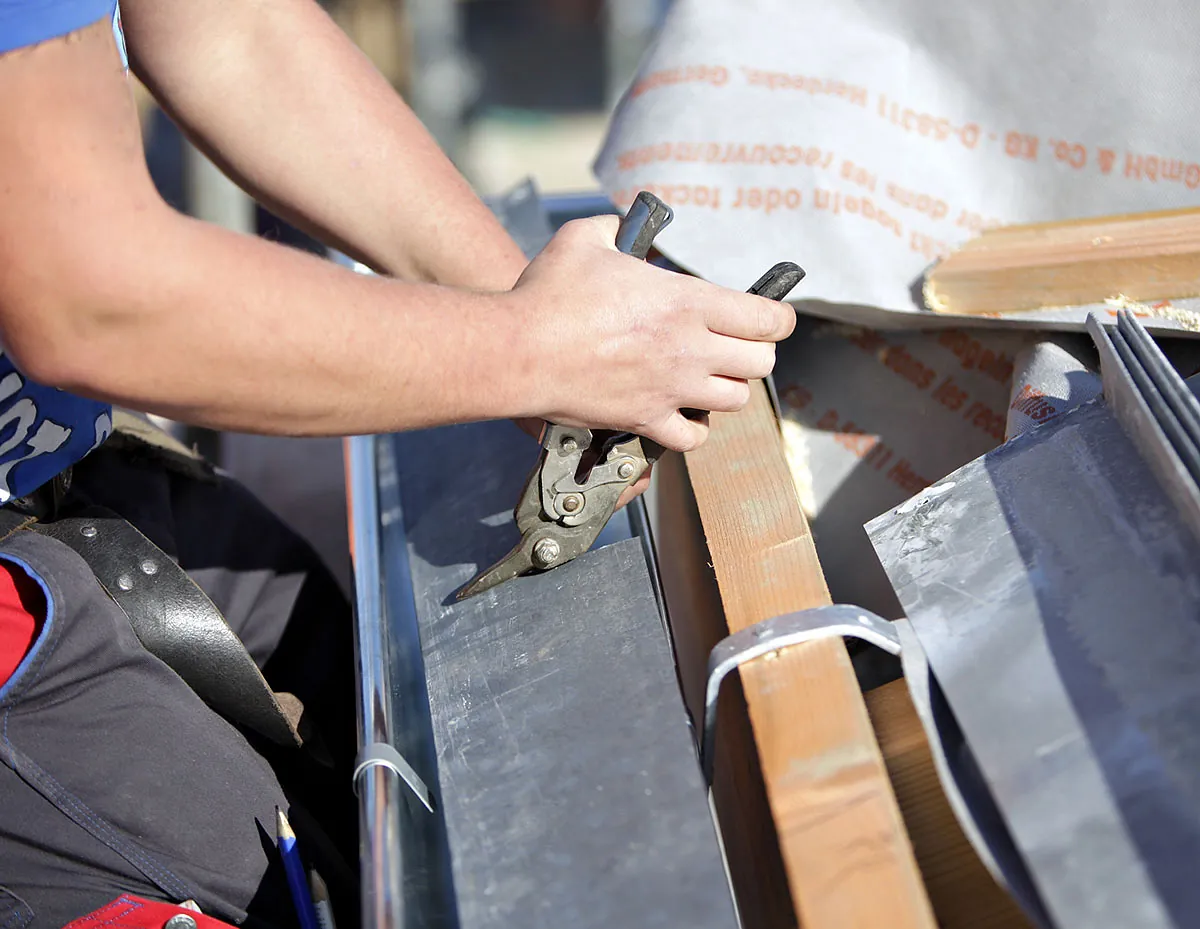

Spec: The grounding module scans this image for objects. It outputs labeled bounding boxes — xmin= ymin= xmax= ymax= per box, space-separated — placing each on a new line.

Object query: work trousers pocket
xmin=0 ymin=886 xmax=35 ymax=929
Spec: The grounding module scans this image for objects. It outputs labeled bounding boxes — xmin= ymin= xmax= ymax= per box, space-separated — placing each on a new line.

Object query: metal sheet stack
xmin=866 ymin=311 xmax=1200 ymax=929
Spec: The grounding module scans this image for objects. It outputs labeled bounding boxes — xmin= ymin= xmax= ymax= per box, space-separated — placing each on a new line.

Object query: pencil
xmin=310 ymin=870 xmax=337 ymax=929
xmin=276 ymin=807 xmax=321 ymax=929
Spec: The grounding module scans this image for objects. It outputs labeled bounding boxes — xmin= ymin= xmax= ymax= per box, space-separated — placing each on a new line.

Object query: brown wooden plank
xmin=924 ymin=206 xmax=1200 ymax=315
xmin=657 ymin=380 xmax=936 ymax=929
xmin=865 ymin=680 xmax=1034 ymax=929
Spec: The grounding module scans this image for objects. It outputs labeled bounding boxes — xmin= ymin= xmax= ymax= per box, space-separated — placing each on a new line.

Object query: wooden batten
xmin=925 ymin=206 xmax=1200 ymax=315
xmin=655 ymin=380 xmax=937 ymax=929
xmin=865 ymin=680 xmax=1034 ymax=929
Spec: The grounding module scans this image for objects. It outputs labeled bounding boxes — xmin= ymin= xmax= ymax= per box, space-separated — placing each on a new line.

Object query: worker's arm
xmin=0 ymin=18 xmax=794 ymax=451
xmin=119 ymin=0 xmax=526 ymax=289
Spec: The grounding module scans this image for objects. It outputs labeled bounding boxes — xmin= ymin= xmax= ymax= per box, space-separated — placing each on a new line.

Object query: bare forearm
xmin=0 ymin=16 xmax=529 ymax=438
xmin=34 ymin=209 xmax=536 ymax=436
xmin=121 ymin=0 xmax=527 ymax=290
xmin=2 ymin=17 xmax=798 ymax=454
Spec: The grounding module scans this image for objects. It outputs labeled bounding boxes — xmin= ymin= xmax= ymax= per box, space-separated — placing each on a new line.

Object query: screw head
xmin=141 ymin=559 xmax=158 ymax=576
xmin=532 ymin=537 xmax=561 ymax=568
xmin=80 ymin=525 xmax=98 ymax=538
xmin=117 ymin=574 xmax=134 ymax=592
xmin=164 ymin=916 xmax=198 ymax=929
xmin=561 ymin=437 xmax=578 ymax=454
xmin=617 ymin=460 xmax=637 ymax=480
xmin=561 ymin=493 xmax=583 ymax=514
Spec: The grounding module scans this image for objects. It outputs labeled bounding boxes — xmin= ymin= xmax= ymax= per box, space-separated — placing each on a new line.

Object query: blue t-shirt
xmin=0 ymin=0 xmax=126 ymax=502
xmin=0 ymin=362 xmax=113 ymax=503
xmin=0 ymin=0 xmax=117 ymax=55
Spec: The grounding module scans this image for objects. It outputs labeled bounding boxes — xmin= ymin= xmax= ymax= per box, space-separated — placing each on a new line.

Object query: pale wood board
xmin=925 ymin=206 xmax=1200 ymax=315
xmin=659 ymin=380 xmax=937 ymax=929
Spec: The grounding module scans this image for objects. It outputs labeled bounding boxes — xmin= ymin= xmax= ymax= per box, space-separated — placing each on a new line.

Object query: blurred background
xmin=134 ymin=0 xmax=669 ymax=211
xmin=131 ymin=0 xmax=671 ymax=593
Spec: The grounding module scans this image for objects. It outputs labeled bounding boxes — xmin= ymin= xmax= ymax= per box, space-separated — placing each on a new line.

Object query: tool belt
xmin=0 ymin=413 xmax=312 ymax=753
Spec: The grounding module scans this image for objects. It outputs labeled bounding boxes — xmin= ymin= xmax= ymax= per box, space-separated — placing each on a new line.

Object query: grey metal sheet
xmin=893 ymin=619 xmax=1052 ymax=927
xmin=867 ymin=399 xmax=1200 ymax=929
xmin=388 ymin=420 xmax=736 ymax=929
xmin=1119 ymin=312 xmax=1200 ymax=453
xmin=1089 ymin=314 xmax=1200 ymax=544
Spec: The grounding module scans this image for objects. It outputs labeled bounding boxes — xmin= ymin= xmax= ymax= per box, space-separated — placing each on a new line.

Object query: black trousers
xmin=0 ymin=440 xmax=360 ymax=929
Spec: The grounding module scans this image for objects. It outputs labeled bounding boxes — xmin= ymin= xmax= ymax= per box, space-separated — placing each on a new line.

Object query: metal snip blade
xmin=456 ymin=534 xmax=539 ymax=601
xmin=456 ymin=517 xmax=606 ymax=601
xmin=456 ymin=450 xmax=547 ymax=601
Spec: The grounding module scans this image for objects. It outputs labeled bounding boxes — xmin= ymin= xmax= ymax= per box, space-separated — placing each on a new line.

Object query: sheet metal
xmin=892 ymin=619 xmax=1052 ymax=926
xmin=867 ymin=397 xmax=1200 ymax=929
xmin=348 ymin=435 xmax=460 ymax=929
xmin=387 ymin=419 xmax=736 ymax=929
xmin=1090 ymin=312 xmax=1200 ymax=540
xmin=346 ymin=186 xmax=686 ymax=929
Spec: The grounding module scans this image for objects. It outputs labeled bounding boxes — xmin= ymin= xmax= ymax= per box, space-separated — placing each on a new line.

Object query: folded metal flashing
xmin=867 ymin=312 xmax=1200 ymax=929
xmin=383 ymin=419 xmax=737 ymax=929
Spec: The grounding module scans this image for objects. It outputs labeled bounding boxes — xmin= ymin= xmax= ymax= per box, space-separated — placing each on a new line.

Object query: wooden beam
xmin=655 ymin=380 xmax=936 ymax=929
xmin=865 ymin=680 xmax=1034 ymax=929
xmin=924 ymin=206 xmax=1200 ymax=315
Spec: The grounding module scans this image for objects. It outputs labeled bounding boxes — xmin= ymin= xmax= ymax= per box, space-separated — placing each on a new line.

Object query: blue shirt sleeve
xmin=0 ymin=0 xmax=118 ymax=55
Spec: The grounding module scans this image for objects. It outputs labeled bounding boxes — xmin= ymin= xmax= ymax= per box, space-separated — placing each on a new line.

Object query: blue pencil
xmin=276 ymin=807 xmax=321 ymax=929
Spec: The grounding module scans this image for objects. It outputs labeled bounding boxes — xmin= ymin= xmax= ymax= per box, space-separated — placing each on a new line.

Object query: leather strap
xmin=0 ymin=505 xmax=305 ymax=749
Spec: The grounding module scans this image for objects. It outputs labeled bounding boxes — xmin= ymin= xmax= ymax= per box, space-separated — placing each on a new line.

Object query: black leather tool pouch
xmin=0 ymin=500 xmax=316 ymax=754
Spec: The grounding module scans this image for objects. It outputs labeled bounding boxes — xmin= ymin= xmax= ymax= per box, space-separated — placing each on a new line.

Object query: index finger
xmin=703 ymin=287 xmax=798 ymax=343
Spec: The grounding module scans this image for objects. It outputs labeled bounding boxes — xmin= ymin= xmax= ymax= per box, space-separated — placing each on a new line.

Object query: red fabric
xmin=62 ymin=895 xmax=238 ymax=929
xmin=0 ymin=560 xmax=44 ymax=687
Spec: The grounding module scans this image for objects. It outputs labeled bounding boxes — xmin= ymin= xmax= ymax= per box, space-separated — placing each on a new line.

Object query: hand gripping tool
xmin=457 ymin=191 xmax=804 ymax=600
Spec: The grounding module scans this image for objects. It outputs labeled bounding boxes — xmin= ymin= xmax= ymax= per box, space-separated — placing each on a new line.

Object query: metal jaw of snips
xmin=456 ymin=191 xmax=806 ymax=601
xmin=456 ymin=424 xmax=654 ymax=600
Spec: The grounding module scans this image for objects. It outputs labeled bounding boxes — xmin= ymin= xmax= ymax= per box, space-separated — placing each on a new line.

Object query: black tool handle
xmin=749 ymin=261 xmax=806 ymax=301
xmin=615 ymin=191 xmax=674 ymax=259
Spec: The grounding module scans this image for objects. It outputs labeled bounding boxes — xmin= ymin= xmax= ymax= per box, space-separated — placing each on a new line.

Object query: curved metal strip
xmin=354 ymin=741 xmax=435 ymax=814
xmin=701 ymin=604 xmax=901 ymax=783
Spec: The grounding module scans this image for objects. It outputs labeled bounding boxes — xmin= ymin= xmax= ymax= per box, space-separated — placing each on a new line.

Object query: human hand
xmin=507 ymin=215 xmax=796 ymax=453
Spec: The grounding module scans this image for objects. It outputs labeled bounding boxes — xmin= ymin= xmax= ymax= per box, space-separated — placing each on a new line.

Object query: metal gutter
xmin=347 ymin=434 xmax=459 ymax=929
